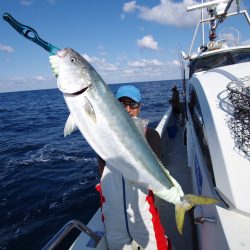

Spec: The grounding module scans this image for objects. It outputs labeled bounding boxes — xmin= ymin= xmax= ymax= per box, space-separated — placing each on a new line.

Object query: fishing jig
xmin=3 ymin=13 xmax=60 ymax=55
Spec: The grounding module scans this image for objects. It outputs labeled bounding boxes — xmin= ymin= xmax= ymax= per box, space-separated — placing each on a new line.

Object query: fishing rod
xmin=2 ymin=13 xmax=60 ymax=55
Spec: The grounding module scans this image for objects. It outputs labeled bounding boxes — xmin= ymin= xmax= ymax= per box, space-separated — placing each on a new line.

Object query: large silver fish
xmin=50 ymin=48 xmax=218 ymax=234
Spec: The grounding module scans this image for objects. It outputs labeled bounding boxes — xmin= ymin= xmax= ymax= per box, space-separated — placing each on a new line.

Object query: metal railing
xmin=42 ymin=220 xmax=101 ymax=250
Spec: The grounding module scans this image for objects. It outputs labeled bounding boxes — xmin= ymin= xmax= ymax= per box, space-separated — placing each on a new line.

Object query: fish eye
xmin=70 ymin=57 xmax=76 ymax=63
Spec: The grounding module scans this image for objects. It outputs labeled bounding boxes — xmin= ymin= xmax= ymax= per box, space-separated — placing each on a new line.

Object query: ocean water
xmin=0 ymin=80 xmax=181 ymax=249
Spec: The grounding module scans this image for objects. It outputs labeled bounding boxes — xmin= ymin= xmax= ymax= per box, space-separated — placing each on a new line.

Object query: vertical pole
xmin=201 ymin=0 xmax=205 ymax=45
xmin=236 ymin=0 xmax=240 ymax=13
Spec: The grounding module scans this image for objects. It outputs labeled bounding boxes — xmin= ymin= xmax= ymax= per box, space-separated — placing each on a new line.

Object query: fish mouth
xmin=57 ymin=48 xmax=68 ymax=58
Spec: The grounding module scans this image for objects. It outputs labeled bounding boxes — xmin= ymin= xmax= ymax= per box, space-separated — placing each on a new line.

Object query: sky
xmin=0 ymin=0 xmax=250 ymax=93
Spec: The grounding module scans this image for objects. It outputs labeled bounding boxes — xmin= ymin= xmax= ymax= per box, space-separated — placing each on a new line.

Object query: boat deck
xmin=156 ymin=114 xmax=198 ymax=250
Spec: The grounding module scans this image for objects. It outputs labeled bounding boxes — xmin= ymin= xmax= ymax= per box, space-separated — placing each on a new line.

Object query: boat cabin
xmin=189 ymin=46 xmax=250 ymax=77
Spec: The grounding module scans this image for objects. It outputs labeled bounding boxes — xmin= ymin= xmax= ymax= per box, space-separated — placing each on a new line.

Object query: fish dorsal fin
xmin=64 ymin=114 xmax=78 ymax=137
xmin=161 ymin=166 xmax=175 ymax=186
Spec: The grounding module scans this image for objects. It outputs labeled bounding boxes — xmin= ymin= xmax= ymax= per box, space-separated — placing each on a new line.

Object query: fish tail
xmin=175 ymin=194 xmax=219 ymax=234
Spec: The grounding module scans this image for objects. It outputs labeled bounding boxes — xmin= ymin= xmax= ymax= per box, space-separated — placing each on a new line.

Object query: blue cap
xmin=116 ymin=85 xmax=142 ymax=103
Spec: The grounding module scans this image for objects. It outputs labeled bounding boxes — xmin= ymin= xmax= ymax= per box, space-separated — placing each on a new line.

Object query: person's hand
xmin=154 ymin=186 xmax=183 ymax=204
xmin=49 ymin=55 xmax=58 ymax=78
xmin=168 ymin=173 xmax=184 ymax=198
xmin=154 ymin=168 xmax=184 ymax=204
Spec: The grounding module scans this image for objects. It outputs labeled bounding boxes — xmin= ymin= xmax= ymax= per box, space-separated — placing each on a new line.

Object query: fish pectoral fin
xmin=175 ymin=194 xmax=219 ymax=234
xmin=82 ymin=96 xmax=96 ymax=123
xmin=64 ymin=114 xmax=78 ymax=137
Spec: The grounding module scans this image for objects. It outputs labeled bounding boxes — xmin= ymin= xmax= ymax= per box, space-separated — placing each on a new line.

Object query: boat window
xmin=231 ymin=51 xmax=250 ymax=63
xmin=190 ymin=54 xmax=230 ymax=76
xmin=188 ymin=86 xmax=216 ymax=186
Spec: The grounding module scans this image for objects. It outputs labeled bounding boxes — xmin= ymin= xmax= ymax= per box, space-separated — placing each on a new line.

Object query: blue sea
xmin=0 ymin=80 xmax=181 ymax=249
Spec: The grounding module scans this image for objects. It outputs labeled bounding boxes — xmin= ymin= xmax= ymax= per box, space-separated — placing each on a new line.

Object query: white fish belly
xmin=64 ymin=91 xmax=167 ymax=191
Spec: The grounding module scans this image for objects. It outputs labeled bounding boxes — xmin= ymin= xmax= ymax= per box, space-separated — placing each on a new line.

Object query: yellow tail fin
xmin=175 ymin=194 xmax=219 ymax=234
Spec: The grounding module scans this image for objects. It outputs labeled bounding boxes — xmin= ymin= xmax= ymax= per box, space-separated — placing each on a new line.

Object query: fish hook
xmin=3 ymin=13 xmax=60 ymax=55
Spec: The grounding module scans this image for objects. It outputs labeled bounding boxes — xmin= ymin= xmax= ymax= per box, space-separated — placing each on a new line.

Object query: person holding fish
xmin=97 ymin=85 xmax=172 ymax=250
xmin=3 ymin=13 xmax=218 ymax=250
xmin=47 ymin=47 xmax=217 ymax=248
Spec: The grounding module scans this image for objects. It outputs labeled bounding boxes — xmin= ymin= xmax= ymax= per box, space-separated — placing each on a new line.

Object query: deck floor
xmin=155 ymin=120 xmax=198 ymax=250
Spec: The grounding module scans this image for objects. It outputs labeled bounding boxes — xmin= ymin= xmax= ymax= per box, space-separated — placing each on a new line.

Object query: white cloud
xmin=123 ymin=68 xmax=135 ymax=75
xmin=123 ymin=1 xmax=137 ymax=13
xmin=137 ymin=35 xmax=159 ymax=50
xmin=83 ymin=54 xmax=101 ymax=64
xmin=128 ymin=60 xmax=145 ymax=67
xmin=0 ymin=75 xmax=55 ymax=93
xmin=20 ymin=0 xmax=33 ymax=6
xmin=99 ymin=63 xmax=117 ymax=72
xmin=32 ymin=75 xmax=46 ymax=81
xmin=240 ymin=39 xmax=250 ymax=46
xmin=117 ymin=54 xmax=128 ymax=62
xmin=8 ymin=75 xmax=48 ymax=83
xmin=128 ymin=59 xmax=163 ymax=68
xmin=20 ymin=0 xmax=56 ymax=6
xmin=97 ymin=45 xmax=108 ymax=56
xmin=113 ymin=56 xmax=181 ymax=83
xmin=123 ymin=0 xmax=201 ymax=27
xmin=0 ymin=50 xmax=181 ymax=92
xmin=0 ymin=44 xmax=14 ymax=53
xmin=172 ymin=60 xmax=180 ymax=66
xmin=80 ymin=52 xmax=180 ymax=84
xmin=82 ymin=54 xmax=117 ymax=72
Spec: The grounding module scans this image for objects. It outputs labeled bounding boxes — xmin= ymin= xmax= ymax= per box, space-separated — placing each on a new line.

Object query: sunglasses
xmin=119 ymin=99 xmax=140 ymax=109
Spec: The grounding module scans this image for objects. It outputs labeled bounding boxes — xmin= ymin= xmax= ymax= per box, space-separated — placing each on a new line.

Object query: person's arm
xmin=145 ymin=128 xmax=161 ymax=160
xmin=97 ymin=155 xmax=106 ymax=176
